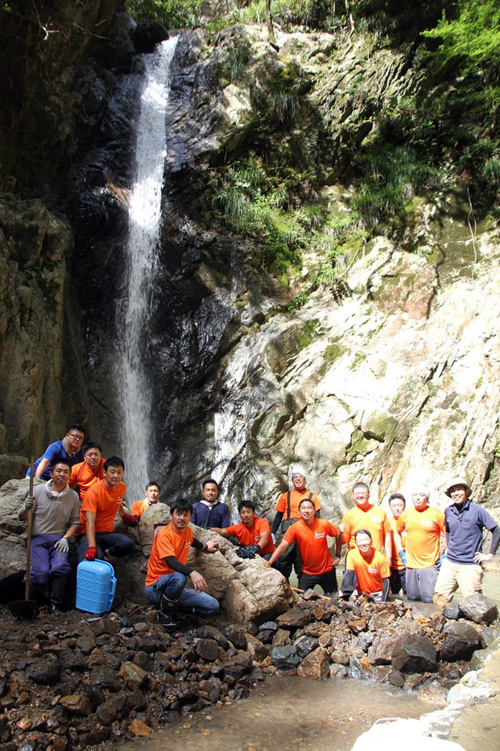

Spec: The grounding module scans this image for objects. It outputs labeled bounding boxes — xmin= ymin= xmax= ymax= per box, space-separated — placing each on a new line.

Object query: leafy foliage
xmin=125 ymin=0 xmax=202 ymax=28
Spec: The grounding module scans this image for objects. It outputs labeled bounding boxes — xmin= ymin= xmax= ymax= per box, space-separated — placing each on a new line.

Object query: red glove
xmin=122 ymin=513 xmax=139 ymax=527
xmin=84 ymin=546 xmax=97 ymax=561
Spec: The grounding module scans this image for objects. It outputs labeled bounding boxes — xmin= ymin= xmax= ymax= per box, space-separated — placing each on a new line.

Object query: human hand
xmin=122 ymin=513 xmax=140 ymax=526
xmin=332 ymin=556 xmax=340 ymax=567
xmin=53 ymin=537 xmax=69 ymax=553
xmin=206 ymin=540 xmax=219 ymax=553
xmin=474 ymin=552 xmax=492 ymax=564
xmin=338 ymin=522 xmax=346 ymax=534
xmin=23 ymin=495 xmax=35 ymax=512
xmin=190 ymin=571 xmax=208 ymax=592
xmin=84 ymin=546 xmax=97 ymax=561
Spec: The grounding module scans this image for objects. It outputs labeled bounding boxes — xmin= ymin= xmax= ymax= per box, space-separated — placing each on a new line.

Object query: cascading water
xmin=119 ymin=37 xmax=178 ymax=500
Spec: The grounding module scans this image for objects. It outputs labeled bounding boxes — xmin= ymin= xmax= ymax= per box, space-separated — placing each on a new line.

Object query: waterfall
xmin=119 ymin=37 xmax=178 ymax=500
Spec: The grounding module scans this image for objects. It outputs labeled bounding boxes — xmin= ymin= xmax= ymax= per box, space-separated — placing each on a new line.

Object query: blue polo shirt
xmin=27 ymin=440 xmax=83 ymax=481
xmin=191 ymin=501 xmax=231 ymax=528
xmin=445 ymin=499 xmax=497 ymax=564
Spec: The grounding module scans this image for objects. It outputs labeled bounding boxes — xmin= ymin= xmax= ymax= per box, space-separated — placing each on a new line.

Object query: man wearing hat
xmin=270 ymin=466 xmax=321 ymax=581
xmin=397 ymin=484 xmax=445 ymax=603
xmin=433 ymin=478 xmax=500 ymax=608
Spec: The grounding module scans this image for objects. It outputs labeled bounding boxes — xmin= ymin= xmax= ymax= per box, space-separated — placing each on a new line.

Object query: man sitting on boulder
xmin=211 ymin=500 xmax=275 ymax=559
xmin=69 ymin=442 xmax=105 ymax=500
xmin=340 ymin=529 xmax=391 ymax=602
xmin=191 ymin=479 xmax=231 ymax=528
xmin=77 ymin=456 xmax=138 ymax=563
xmin=145 ymin=498 xmax=220 ymax=629
xmin=19 ymin=458 xmax=81 ymax=612
xmin=28 ymin=423 xmax=85 ymax=480
xmin=131 ymin=481 xmax=161 ymax=521
xmin=267 ymin=497 xmax=340 ymax=594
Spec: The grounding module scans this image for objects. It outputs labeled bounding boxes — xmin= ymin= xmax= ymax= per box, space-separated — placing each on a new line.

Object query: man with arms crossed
xmin=191 ymin=479 xmax=230 ymax=528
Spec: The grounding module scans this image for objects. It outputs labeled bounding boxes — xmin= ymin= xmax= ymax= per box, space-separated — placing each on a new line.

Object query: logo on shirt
xmin=368 ymin=567 xmax=380 ymax=574
xmin=422 ymin=520 xmax=437 ymax=528
xmin=315 ymin=532 xmax=326 ymax=539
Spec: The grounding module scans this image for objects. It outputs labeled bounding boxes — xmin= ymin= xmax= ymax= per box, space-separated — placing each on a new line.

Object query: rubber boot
xmin=159 ymin=594 xmax=179 ymax=630
xmin=49 ymin=575 xmax=67 ymax=614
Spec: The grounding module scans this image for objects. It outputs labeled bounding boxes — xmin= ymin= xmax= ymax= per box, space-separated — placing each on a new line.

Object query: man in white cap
xmin=270 ymin=466 xmax=321 ymax=581
xmin=433 ymin=478 xmax=500 ymax=608
xmin=397 ymin=483 xmax=445 ymax=603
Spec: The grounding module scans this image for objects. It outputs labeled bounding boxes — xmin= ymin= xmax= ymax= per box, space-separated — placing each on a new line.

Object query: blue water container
xmin=76 ymin=559 xmax=117 ymax=614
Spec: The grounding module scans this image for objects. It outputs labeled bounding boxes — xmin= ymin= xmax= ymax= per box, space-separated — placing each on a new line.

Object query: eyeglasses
xmin=68 ymin=433 xmax=84 ymax=441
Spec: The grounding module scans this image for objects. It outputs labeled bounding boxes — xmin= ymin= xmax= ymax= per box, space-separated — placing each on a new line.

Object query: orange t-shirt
xmin=283 ymin=518 xmax=338 ymax=575
xmin=225 ymin=516 xmax=275 ymax=556
xmin=346 ymin=547 xmax=390 ymax=595
xmin=397 ymin=506 xmax=445 ymax=569
xmin=80 ymin=480 xmax=126 ymax=534
xmin=341 ymin=505 xmax=390 ymax=553
xmin=389 ymin=517 xmax=405 ymax=570
xmin=70 ymin=459 xmax=105 ymax=500
xmin=275 ymin=488 xmax=321 ymax=520
xmin=131 ymin=499 xmax=148 ymax=519
xmin=145 ymin=523 xmax=194 ymax=586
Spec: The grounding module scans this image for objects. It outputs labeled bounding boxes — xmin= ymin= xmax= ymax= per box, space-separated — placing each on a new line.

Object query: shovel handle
xmin=25 ymin=456 xmax=34 ymax=602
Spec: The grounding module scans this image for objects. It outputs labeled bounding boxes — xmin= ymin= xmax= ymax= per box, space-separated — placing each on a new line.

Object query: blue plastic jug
xmin=76 ymin=559 xmax=117 ymax=614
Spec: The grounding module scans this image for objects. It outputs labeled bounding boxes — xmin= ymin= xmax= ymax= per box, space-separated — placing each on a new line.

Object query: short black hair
xmin=388 ymin=493 xmax=406 ymax=507
xmin=355 ymin=528 xmax=373 ymax=542
xmin=104 ymin=456 xmax=125 ymax=471
xmin=146 ymin=481 xmax=161 ymax=491
xmin=67 ymin=423 xmax=85 ymax=434
xmin=238 ymin=500 xmax=256 ymax=513
xmin=51 ymin=457 xmax=71 ymax=471
xmin=299 ymin=497 xmax=315 ymax=509
xmin=83 ymin=441 xmax=102 ymax=454
xmin=170 ymin=498 xmax=193 ymax=515
xmin=203 ymin=478 xmax=219 ymax=491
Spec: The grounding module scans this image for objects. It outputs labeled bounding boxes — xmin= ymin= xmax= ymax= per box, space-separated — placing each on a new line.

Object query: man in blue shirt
xmin=28 ymin=424 xmax=85 ymax=480
xmin=433 ymin=477 xmax=500 ymax=608
xmin=191 ymin=479 xmax=231 ymax=528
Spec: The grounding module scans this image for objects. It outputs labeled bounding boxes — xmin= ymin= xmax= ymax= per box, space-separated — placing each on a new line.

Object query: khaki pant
xmin=433 ymin=557 xmax=483 ymax=606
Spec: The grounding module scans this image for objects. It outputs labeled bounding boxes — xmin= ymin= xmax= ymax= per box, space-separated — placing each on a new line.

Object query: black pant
xmin=299 ymin=568 xmax=338 ymax=594
xmin=390 ymin=567 xmax=406 ymax=595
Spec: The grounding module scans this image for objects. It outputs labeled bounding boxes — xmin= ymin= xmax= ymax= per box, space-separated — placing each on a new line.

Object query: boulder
xmin=391 ymin=634 xmax=437 ymax=673
xmin=440 ymin=622 xmax=481 ymax=662
xmin=368 ymin=630 xmax=398 ymax=665
xmin=297 ymin=646 xmax=329 ymax=679
xmin=271 ymin=645 xmax=300 ymax=670
xmin=458 ymin=595 xmax=498 ymax=625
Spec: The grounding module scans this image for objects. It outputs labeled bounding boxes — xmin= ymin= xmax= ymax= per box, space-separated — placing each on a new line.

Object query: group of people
xmin=19 ymin=425 xmax=499 ymax=627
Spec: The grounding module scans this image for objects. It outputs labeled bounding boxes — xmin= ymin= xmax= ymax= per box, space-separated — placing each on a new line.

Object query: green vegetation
xmin=125 ymin=0 xmax=202 ymax=27
xmin=319 ymin=340 xmax=347 ymax=375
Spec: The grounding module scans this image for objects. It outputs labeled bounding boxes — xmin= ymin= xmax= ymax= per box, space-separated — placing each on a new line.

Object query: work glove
xmin=437 ymin=554 xmax=445 ymax=570
xmin=271 ymin=533 xmax=276 ymax=544
xmin=398 ymin=550 xmax=406 ymax=566
xmin=122 ymin=513 xmax=140 ymax=526
xmin=23 ymin=495 xmax=35 ymax=511
xmin=53 ymin=537 xmax=69 ymax=553
xmin=235 ymin=545 xmax=259 ymax=559
xmin=84 ymin=546 xmax=98 ymax=561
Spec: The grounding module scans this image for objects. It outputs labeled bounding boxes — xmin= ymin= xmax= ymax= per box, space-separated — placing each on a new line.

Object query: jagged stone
xmin=276 ymin=607 xmax=311 ymax=630
xmin=58 ymin=694 xmax=93 ymax=716
xmin=443 ymin=601 xmax=461 ymax=620
xmin=391 ymin=634 xmax=437 ymax=673
xmin=297 ymin=647 xmax=329 ymax=679
xmin=368 ymin=631 xmax=397 ymax=665
xmin=196 ymin=638 xmax=219 ymax=662
xmin=440 ymin=622 xmax=481 ymax=662
xmin=458 ymin=595 xmax=498 ymax=625
xmin=25 ymin=657 xmax=61 ymax=686
xmin=119 ymin=661 xmax=148 ymax=689
xmin=96 ymin=693 xmax=126 ymax=725
xmin=245 ymin=634 xmax=269 ymax=661
xmin=294 ymin=635 xmax=319 ymax=658
xmin=271 ymin=645 xmax=300 ymax=669
xmin=197 ymin=625 xmax=231 ymax=649
xmin=88 ymin=666 xmax=122 ymax=691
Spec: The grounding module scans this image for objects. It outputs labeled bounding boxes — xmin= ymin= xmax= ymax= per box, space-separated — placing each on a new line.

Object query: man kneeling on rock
xmin=211 ymin=500 xmax=275 ymax=559
xmin=145 ymin=499 xmax=220 ymax=629
xmin=340 ymin=529 xmax=391 ymax=602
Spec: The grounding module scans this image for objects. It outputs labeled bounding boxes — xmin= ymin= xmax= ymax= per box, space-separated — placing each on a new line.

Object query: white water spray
xmin=119 ymin=37 xmax=178 ymax=500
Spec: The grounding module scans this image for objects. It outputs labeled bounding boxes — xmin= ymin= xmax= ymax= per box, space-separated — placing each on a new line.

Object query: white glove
xmin=271 ymin=533 xmax=276 ymax=544
xmin=53 ymin=537 xmax=69 ymax=553
xmin=23 ymin=495 xmax=35 ymax=511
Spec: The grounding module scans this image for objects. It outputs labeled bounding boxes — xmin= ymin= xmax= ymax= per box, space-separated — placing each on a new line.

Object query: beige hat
xmin=444 ymin=478 xmax=472 ymax=498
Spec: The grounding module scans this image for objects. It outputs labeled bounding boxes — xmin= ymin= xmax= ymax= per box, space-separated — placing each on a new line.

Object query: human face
xmin=66 ymin=430 xmax=84 ymax=451
xmin=353 ymin=486 xmax=370 ymax=508
xmin=202 ymin=483 xmax=218 ymax=503
xmin=356 ymin=533 xmax=372 ymax=557
xmin=292 ymin=474 xmax=306 ymax=491
xmin=299 ymin=500 xmax=315 ymax=524
xmin=145 ymin=485 xmax=160 ymax=504
xmin=412 ymin=492 xmax=428 ymax=511
xmin=171 ymin=507 xmax=192 ymax=531
xmin=50 ymin=463 xmax=71 ymax=491
xmin=84 ymin=447 xmax=102 ymax=470
xmin=239 ymin=506 xmax=256 ymax=528
xmin=104 ymin=464 xmax=124 ymax=488
xmin=389 ymin=498 xmax=405 ymax=518
xmin=449 ymin=486 xmax=468 ymax=506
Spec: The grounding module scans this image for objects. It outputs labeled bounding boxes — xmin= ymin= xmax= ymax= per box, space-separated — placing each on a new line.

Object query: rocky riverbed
xmin=1 ymin=590 xmax=498 ymax=751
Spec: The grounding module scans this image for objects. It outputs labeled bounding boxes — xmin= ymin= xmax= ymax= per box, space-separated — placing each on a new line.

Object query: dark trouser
xmin=299 ymin=568 xmax=338 ymax=595
xmin=406 ymin=566 xmax=439 ymax=603
xmin=390 ymin=567 xmax=406 ymax=595
xmin=30 ymin=534 xmax=71 ymax=606
xmin=276 ymin=519 xmax=302 ymax=580
xmin=77 ymin=532 xmax=135 ymax=563
xmin=145 ymin=572 xmax=219 ymax=616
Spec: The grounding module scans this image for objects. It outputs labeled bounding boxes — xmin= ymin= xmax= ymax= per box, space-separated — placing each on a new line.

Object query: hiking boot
xmin=160 ymin=593 xmax=179 ymax=613
xmin=158 ymin=610 xmax=177 ymax=630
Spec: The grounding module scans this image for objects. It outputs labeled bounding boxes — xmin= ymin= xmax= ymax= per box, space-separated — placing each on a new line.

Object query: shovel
xmin=9 ymin=456 xmax=39 ymax=619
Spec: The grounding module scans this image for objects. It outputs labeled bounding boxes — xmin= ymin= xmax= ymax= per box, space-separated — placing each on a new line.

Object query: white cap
xmin=412 ymin=483 xmax=430 ymax=498
xmin=291 ymin=465 xmax=307 ymax=479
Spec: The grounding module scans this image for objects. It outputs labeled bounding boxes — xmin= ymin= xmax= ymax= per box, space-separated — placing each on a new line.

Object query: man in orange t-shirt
xmin=145 ymin=498 xmax=219 ymax=629
xmin=388 ymin=492 xmax=407 ymax=595
xmin=341 ymin=530 xmax=391 ymax=601
xmin=211 ymin=500 xmax=275 ymax=558
xmin=397 ymin=484 xmax=445 ymax=603
xmin=267 ymin=497 xmax=341 ymax=594
xmin=70 ymin=442 xmax=105 ymax=500
xmin=76 ymin=456 xmax=139 ymax=563
xmin=270 ymin=466 xmax=321 ymax=580
xmin=340 ymin=482 xmax=391 ymax=560
xmin=131 ymin=481 xmax=161 ymax=520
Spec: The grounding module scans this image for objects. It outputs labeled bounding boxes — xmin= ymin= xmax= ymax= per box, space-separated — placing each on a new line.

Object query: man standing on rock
xmin=77 ymin=457 xmax=139 ymax=563
xmin=69 ymin=442 xmax=105 ymax=500
xmin=433 ymin=478 xmax=500 ymax=608
xmin=131 ymin=481 xmax=161 ymax=521
xmin=397 ymin=484 xmax=445 ymax=603
xmin=270 ymin=466 xmax=321 ymax=581
xmin=19 ymin=458 xmax=81 ymax=612
xmin=340 ymin=482 xmax=391 ymax=560
xmin=191 ymin=479 xmax=231 ymax=528
xmin=340 ymin=529 xmax=391 ymax=602
xmin=267 ymin=497 xmax=341 ymax=594
xmin=388 ymin=492 xmax=407 ymax=595
xmin=211 ymin=499 xmax=275 ymax=559
xmin=145 ymin=498 xmax=220 ymax=628
xmin=28 ymin=423 xmax=85 ymax=480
